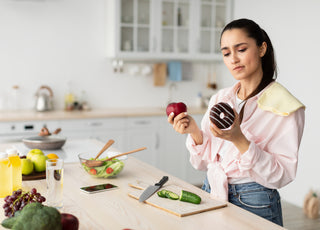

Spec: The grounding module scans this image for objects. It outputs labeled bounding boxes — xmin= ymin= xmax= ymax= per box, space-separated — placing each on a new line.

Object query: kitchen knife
xmin=139 ymin=176 xmax=169 ymax=202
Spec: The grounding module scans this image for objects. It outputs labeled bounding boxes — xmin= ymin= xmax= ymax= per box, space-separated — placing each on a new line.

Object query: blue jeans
xmin=201 ymin=177 xmax=283 ymax=226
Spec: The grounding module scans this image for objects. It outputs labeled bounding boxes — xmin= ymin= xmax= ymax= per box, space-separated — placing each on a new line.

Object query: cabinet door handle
xmin=134 ymin=120 xmax=151 ymax=125
xmin=24 ymin=125 xmax=34 ymax=130
xmin=155 ymin=132 xmax=160 ymax=149
xmin=87 ymin=122 xmax=103 ymax=127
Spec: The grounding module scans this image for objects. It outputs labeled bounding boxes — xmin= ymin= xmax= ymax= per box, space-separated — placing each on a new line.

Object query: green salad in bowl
xmin=78 ymin=152 xmax=125 ymax=178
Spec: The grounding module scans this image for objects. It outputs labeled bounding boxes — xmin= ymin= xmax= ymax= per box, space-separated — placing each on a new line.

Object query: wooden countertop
xmin=0 ymin=107 xmax=207 ymax=122
xmin=0 ymin=140 xmax=285 ymax=230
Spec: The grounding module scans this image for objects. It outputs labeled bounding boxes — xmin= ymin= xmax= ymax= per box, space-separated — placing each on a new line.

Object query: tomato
xmin=106 ymin=167 xmax=114 ymax=174
xmin=105 ymin=184 xmax=113 ymax=189
xmin=89 ymin=168 xmax=97 ymax=175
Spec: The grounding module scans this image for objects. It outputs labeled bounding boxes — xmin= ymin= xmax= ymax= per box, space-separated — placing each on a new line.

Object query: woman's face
xmin=220 ymin=28 xmax=266 ymax=82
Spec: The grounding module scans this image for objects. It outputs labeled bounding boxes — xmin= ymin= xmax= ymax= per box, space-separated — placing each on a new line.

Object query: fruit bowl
xmin=78 ymin=152 xmax=126 ymax=178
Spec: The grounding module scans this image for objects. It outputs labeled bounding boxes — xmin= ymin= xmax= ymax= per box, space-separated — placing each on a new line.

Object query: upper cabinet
xmin=158 ymin=0 xmax=192 ymax=58
xmin=196 ymin=0 xmax=233 ymax=59
xmin=105 ymin=0 xmax=233 ymax=61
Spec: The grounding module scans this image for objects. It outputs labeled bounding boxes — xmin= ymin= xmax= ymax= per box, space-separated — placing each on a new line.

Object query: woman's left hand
xmin=209 ymin=109 xmax=250 ymax=153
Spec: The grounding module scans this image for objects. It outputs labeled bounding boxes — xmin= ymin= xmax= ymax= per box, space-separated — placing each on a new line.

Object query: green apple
xmin=27 ymin=149 xmax=44 ymax=161
xmin=33 ymin=154 xmax=48 ymax=172
xmin=21 ymin=159 xmax=34 ymax=175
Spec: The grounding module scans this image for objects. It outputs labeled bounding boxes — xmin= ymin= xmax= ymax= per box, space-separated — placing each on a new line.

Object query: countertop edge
xmin=0 ymin=107 xmax=207 ymax=122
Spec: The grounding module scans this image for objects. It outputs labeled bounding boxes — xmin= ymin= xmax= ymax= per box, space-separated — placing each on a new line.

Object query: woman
xmin=167 ymin=18 xmax=305 ymax=226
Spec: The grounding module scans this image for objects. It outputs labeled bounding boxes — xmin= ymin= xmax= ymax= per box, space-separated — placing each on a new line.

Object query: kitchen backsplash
xmin=0 ymin=0 xmax=234 ymax=112
xmin=0 ymin=62 xmax=232 ymax=111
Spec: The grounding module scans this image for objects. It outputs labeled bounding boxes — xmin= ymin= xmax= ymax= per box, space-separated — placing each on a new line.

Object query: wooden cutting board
xmin=128 ymin=181 xmax=227 ymax=217
xmin=22 ymin=171 xmax=46 ymax=181
xmin=153 ymin=63 xmax=167 ymax=86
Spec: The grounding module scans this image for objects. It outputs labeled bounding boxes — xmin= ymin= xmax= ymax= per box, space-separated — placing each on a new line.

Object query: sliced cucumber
xmin=165 ymin=191 xmax=179 ymax=200
xmin=179 ymin=190 xmax=201 ymax=204
xmin=157 ymin=189 xmax=168 ymax=198
xmin=157 ymin=189 xmax=179 ymax=200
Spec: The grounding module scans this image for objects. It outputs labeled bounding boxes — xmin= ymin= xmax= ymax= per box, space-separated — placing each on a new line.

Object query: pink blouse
xmin=186 ymin=82 xmax=305 ymax=201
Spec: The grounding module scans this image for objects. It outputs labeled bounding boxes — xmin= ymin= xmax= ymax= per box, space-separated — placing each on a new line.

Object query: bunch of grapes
xmin=2 ymin=188 xmax=46 ymax=217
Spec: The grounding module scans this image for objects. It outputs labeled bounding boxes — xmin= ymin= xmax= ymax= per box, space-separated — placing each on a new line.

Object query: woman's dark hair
xmin=221 ymin=18 xmax=277 ymax=98
xmin=220 ymin=18 xmax=277 ymax=121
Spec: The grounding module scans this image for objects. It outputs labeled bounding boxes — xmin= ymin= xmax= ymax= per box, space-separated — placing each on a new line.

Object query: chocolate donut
xmin=210 ymin=102 xmax=235 ymax=129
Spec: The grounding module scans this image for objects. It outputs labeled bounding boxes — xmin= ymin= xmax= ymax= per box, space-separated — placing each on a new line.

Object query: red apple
xmin=166 ymin=102 xmax=187 ymax=117
xmin=61 ymin=213 xmax=79 ymax=230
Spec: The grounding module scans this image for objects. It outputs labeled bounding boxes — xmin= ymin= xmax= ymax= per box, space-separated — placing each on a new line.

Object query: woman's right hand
xmin=168 ymin=112 xmax=203 ymax=144
xmin=168 ymin=112 xmax=203 ymax=145
xmin=167 ymin=112 xmax=190 ymax=134
xmin=167 ymin=111 xmax=201 ymax=138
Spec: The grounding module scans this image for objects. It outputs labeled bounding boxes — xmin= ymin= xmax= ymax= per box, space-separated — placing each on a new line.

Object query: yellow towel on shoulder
xmin=257 ymin=82 xmax=305 ymax=116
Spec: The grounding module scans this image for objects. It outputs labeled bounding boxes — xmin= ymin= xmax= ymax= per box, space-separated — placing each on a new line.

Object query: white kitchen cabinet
xmin=86 ymin=118 xmax=126 ymax=151
xmin=105 ymin=0 xmax=233 ymax=61
xmin=156 ymin=0 xmax=193 ymax=59
xmin=184 ymin=114 xmax=207 ymax=185
xmin=58 ymin=119 xmax=94 ymax=139
xmin=159 ymin=121 xmax=188 ymax=180
xmin=106 ymin=0 xmax=155 ymax=60
xmin=124 ymin=116 xmax=161 ymax=166
xmin=59 ymin=115 xmax=207 ymax=186
xmin=0 ymin=120 xmax=59 ymax=143
xmin=194 ymin=0 xmax=233 ymax=59
xmin=59 ymin=118 xmax=126 ymax=150
xmin=160 ymin=114 xmax=206 ymax=185
xmin=0 ymin=114 xmax=206 ymax=186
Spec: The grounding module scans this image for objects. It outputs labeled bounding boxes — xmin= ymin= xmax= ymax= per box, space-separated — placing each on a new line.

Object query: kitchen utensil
xmin=52 ymin=128 xmax=61 ymax=135
xmin=93 ymin=139 xmax=115 ymax=160
xmin=84 ymin=147 xmax=147 ymax=167
xmin=139 ymin=176 xmax=169 ymax=202
xmin=128 ymin=182 xmax=227 ymax=217
xmin=23 ymin=136 xmax=66 ymax=150
xmin=206 ymin=64 xmax=217 ymax=89
xmin=35 ymin=85 xmax=54 ymax=112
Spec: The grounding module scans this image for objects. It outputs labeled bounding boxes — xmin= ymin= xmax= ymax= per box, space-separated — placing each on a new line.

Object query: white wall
xmin=234 ymin=0 xmax=320 ymax=207
xmin=0 ymin=0 xmax=318 ymax=207
xmin=0 ymin=0 xmax=229 ymax=110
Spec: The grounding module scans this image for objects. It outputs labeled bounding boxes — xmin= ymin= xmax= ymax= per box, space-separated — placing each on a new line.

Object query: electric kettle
xmin=35 ymin=85 xmax=54 ymax=112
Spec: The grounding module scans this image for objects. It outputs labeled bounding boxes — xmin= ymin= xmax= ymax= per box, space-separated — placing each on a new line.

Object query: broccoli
xmin=1 ymin=202 xmax=62 ymax=230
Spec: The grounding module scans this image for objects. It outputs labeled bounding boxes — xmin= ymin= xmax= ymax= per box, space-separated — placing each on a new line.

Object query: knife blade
xmin=139 ymin=176 xmax=169 ymax=202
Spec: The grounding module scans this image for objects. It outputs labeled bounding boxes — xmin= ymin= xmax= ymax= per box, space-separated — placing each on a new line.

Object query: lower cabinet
xmin=60 ymin=115 xmax=207 ymax=186
xmin=1 ymin=114 xmax=207 ymax=186
xmin=159 ymin=114 xmax=206 ymax=186
xmin=124 ymin=116 xmax=161 ymax=166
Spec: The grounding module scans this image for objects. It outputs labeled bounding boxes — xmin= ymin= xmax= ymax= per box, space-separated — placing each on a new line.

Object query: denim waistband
xmin=228 ymin=182 xmax=273 ymax=195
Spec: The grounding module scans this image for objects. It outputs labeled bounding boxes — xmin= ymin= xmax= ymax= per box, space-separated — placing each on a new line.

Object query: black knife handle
xmin=155 ymin=176 xmax=169 ymax=188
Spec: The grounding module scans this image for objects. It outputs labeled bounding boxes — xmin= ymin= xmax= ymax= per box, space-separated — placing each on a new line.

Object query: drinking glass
xmin=46 ymin=159 xmax=64 ymax=209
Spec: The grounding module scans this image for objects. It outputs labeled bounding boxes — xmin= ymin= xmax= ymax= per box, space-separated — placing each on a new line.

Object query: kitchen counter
xmin=0 ymin=139 xmax=285 ymax=230
xmin=0 ymin=107 xmax=207 ymax=122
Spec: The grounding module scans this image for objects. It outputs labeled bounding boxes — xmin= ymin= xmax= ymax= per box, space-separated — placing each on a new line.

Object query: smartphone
xmin=80 ymin=183 xmax=118 ymax=194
